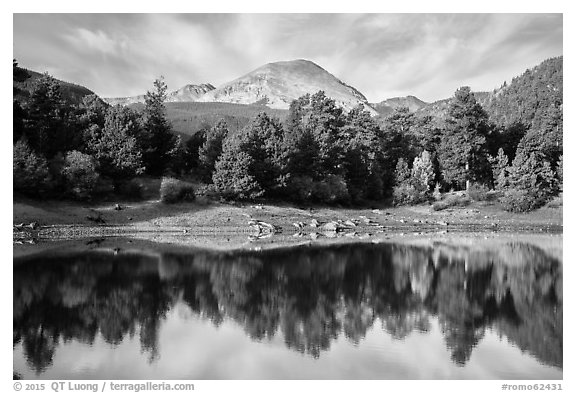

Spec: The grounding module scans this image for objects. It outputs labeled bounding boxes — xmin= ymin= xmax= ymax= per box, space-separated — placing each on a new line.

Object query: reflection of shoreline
xmin=13 ymin=240 xmax=562 ymax=376
xmin=13 ymin=232 xmax=564 ymax=264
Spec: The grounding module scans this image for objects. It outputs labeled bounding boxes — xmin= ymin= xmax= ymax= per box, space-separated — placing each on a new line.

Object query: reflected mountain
xmin=13 ymin=240 xmax=562 ymax=375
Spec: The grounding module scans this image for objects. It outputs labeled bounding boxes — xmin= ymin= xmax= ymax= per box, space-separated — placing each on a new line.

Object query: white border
xmin=3 ymin=2 xmax=573 ymax=391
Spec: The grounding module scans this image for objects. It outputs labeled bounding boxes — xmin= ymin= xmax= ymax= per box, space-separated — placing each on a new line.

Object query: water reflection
xmin=13 ymin=240 xmax=562 ymax=378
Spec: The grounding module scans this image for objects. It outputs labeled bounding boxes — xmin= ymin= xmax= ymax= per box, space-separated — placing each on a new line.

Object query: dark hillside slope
xmin=413 ymin=57 xmax=562 ymax=130
xmin=13 ymin=67 xmax=101 ymax=106
xmin=130 ymin=101 xmax=289 ymax=136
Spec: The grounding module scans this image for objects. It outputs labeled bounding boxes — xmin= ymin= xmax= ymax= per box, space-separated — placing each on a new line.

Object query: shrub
xmin=289 ymin=176 xmax=315 ymax=203
xmin=61 ymin=151 xmax=99 ymax=200
xmin=160 ymin=177 xmax=195 ymax=204
xmin=499 ymin=188 xmax=538 ymax=213
xmin=13 ymin=139 xmax=51 ymax=195
xmin=194 ymin=184 xmax=219 ymax=199
xmin=117 ymin=179 xmax=144 ymax=200
xmin=313 ymin=175 xmax=349 ymax=204
xmin=431 ymin=194 xmax=471 ymax=211
xmin=467 ymin=183 xmax=490 ymax=201
xmin=393 ymin=184 xmax=427 ymax=206
xmin=546 ymin=194 xmax=562 ymax=209
xmin=93 ymin=177 xmax=115 ymax=197
xmin=288 ymin=175 xmax=350 ymax=204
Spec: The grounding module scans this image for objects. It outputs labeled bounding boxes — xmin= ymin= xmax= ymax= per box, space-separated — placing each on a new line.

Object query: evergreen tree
xmin=212 ymin=144 xmax=262 ymax=200
xmin=198 ymin=120 xmax=229 ymax=182
xmin=140 ymin=77 xmax=176 ymax=175
xmin=412 ymin=115 xmax=442 ymax=155
xmin=557 ymin=155 xmax=563 ymax=192
xmin=166 ymin=135 xmax=188 ymax=176
xmin=184 ymin=128 xmax=207 ymax=172
xmin=90 ymin=105 xmax=144 ymax=181
xmin=13 ymin=138 xmax=50 ymax=195
xmin=14 ymin=101 xmax=27 ymax=144
xmin=61 ymin=151 xmax=100 ymax=200
xmin=490 ymin=148 xmax=509 ymax=190
xmin=24 ymin=74 xmax=78 ymax=157
xmin=238 ymin=112 xmax=285 ymax=193
xmin=210 ymin=113 xmax=285 ymax=199
xmin=380 ymin=107 xmax=417 ymax=194
xmin=498 ymin=122 xmax=527 ymax=162
xmin=411 ymin=151 xmax=435 ymax=193
xmin=394 ymin=158 xmax=410 ymax=185
xmin=527 ymin=105 xmax=563 ymax=169
xmin=13 ymin=60 xmax=30 ymax=144
xmin=307 ymin=91 xmax=346 ymax=176
xmin=342 ymin=105 xmax=384 ymax=202
xmin=500 ymin=133 xmax=558 ymax=212
xmin=437 ymin=87 xmax=492 ymax=189
xmin=283 ymin=96 xmax=320 ymax=180
xmin=77 ymin=94 xmax=108 ymax=147
xmin=285 ymin=91 xmax=346 ymax=178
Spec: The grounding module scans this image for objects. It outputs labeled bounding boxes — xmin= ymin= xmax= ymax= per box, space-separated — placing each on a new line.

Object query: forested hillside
xmin=484 ymin=57 xmax=562 ymax=130
xmin=161 ymin=102 xmax=288 ymax=136
xmin=13 ymin=63 xmax=100 ymax=106
xmin=13 ymin=57 xmax=563 ymax=213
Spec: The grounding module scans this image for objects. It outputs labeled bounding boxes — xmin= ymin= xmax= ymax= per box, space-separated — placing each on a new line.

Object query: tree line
xmin=13 ymin=59 xmax=562 ymax=212
xmin=14 ymin=61 xmax=179 ymax=200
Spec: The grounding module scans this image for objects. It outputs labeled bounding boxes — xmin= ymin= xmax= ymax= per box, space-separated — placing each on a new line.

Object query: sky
xmin=13 ymin=13 xmax=563 ymax=103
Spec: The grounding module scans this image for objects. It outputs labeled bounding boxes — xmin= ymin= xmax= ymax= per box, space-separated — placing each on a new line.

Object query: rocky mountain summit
xmin=197 ymin=59 xmax=378 ymax=115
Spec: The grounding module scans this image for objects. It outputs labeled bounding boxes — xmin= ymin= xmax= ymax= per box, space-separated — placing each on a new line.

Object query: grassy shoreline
xmin=14 ymin=196 xmax=562 ymax=249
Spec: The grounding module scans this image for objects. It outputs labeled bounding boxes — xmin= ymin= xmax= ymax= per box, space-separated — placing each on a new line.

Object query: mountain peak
xmin=199 ymin=59 xmax=376 ymax=114
xmin=264 ymin=59 xmax=324 ymax=69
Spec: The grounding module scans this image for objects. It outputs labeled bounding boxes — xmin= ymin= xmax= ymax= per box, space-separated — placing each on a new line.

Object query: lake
xmin=13 ymin=235 xmax=562 ymax=379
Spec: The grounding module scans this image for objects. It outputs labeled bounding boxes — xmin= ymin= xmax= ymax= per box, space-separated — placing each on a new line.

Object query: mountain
xmin=413 ymin=57 xmax=563 ymax=129
xmin=104 ymin=83 xmax=215 ymax=106
xmin=167 ymin=83 xmax=215 ymax=102
xmin=482 ymin=56 xmax=562 ymax=130
xmin=14 ymin=67 xmax=100 ymax=106
xmin=371 ymin=95 xmax=428 ymax=116
xmin=197 ymin=59 xmax=378 ymax=115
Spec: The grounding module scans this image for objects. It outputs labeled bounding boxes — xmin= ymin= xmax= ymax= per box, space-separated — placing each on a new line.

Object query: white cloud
xmin=65 ymin=28 xmax=123 ymax=56
xmin=13 ymin=14 xmax=562 ymax=101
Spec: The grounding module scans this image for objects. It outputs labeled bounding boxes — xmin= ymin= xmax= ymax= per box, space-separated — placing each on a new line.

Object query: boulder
xmin=322 ymin=221 xmax=342 ymax=232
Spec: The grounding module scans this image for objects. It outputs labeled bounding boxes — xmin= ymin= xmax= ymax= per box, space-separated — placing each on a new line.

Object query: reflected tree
xmin=14 ymin=241 xmax=563 ymax=373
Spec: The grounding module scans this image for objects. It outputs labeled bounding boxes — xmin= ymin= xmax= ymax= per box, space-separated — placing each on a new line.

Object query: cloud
xmin=64 ymin=28 xmax=124 ymax=56
xmin=13 ymin=13 xmax=562 ymax=102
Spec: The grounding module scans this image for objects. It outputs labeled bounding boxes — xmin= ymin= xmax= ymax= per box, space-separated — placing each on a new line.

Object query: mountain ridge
xmin=104 ymin=83 xmax=215 ymax=106
xmin=371 ymin=95 xmax=429 ymax=116
xmin=15 ymin=56 xmax=561 ymax=134
xmin=14 ymin=68 xmax=100 ymax=106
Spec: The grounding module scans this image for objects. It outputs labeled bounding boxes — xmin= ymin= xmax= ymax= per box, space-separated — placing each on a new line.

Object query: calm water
xmin=13 ymin=237 xmax=562 ymax=379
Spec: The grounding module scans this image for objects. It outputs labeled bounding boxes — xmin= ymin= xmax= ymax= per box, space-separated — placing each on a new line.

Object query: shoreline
xmin=13 ymin=230 xmax=563 ymax=265
xmin=13 ymin=198 xmax=563 ymax=253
